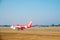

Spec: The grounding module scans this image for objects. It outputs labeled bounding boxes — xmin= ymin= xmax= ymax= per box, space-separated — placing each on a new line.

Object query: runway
xmin=0 ymin=27 xmax=60 ymax=40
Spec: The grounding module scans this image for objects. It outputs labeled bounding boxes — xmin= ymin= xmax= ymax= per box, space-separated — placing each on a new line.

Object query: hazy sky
xmin=0 ymin=0 xmax=60 ymax=25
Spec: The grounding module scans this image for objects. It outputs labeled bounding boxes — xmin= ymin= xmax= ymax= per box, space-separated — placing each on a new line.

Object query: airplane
xmin=10 ymin=21 xmax=32 ymax=30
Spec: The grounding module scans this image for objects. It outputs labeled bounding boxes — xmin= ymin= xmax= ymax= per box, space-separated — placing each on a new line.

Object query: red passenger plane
xmin=10 ymin=21 xmax=32 ymax=30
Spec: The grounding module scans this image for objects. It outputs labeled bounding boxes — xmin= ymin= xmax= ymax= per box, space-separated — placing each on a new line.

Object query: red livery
xmin=10 ymin=21 xmax=32 ymax=30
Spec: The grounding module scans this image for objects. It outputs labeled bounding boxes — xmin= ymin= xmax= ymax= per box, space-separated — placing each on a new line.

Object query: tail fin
xmin=27 ymin=21 xmax=32 ymax=28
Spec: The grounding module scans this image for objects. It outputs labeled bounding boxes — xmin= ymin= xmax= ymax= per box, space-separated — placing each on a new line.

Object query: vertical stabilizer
xmin=27 ymin=21 xmax=32 ymax=28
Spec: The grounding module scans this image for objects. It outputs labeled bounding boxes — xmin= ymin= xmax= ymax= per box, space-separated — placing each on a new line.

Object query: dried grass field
xmin=0 ymin=27 xmax=60 ymax=40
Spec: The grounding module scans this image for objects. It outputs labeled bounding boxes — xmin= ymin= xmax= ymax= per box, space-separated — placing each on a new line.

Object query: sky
xmin=0 ymin=0 xmax=60 ymax=25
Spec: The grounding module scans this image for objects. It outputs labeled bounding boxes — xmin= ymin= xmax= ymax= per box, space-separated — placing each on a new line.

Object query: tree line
xmin=33 ymin=24 xmax=60 ymax=27
xmin=0 ymin=24 xmax=60 ymax=27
